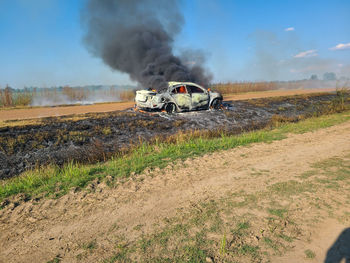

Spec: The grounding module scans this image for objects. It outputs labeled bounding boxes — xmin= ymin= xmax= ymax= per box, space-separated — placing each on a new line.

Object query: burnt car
xmin=135 ymin=81 xmax=223 ymax=113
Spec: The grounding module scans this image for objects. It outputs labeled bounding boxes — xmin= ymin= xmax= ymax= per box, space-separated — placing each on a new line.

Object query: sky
xmin=0 ymin=0 xmax=349 ymax=89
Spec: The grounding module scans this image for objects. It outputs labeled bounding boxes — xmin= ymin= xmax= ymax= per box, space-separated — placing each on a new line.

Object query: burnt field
xmin=0 ymin=92 xmax=349 ymax=179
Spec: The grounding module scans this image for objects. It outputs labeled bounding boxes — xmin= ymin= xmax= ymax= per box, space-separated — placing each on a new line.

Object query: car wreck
xmin=135 ymin=81 xmax=223 ymax=113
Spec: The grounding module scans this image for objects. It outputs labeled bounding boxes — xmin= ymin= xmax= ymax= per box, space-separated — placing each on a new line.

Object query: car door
xmin=187 ymin=85 xmax=209 ymax=109
xmin=171 ymin=85 xmax=192 ymax=110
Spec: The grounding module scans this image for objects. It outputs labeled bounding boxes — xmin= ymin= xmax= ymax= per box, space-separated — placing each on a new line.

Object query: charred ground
xmin=1 ymin=92 xmax=349 ymax=179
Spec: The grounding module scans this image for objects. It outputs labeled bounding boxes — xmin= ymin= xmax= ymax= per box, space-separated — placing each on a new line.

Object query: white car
xmin=135 ymin=81 xmax=223 ymax=113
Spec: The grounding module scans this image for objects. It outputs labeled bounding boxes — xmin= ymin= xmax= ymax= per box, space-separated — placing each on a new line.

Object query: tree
xmin=4 ymin=85 xmax=13 ymax=106
xmin=323 ymin=72 xmax=336 ymax=81
xmin=310 ymin=74 xmax=318 ymax=80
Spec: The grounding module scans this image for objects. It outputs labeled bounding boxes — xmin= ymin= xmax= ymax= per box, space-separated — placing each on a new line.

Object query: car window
xmin=187 ymin=85 xmax=204 ymax=93
xmin=172 ymin=86 xmax=187 ymax=94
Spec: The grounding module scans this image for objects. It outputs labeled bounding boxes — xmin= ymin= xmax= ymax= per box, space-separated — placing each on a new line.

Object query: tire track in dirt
xmin=0 ymin=119 xmax=349 ymax=262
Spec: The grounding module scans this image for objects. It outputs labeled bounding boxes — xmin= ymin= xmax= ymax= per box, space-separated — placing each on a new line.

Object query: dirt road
xmin=0 ymin=118 xmax=349 ymax=262
xmin=0 ymin=88 xmax=335 ymax=121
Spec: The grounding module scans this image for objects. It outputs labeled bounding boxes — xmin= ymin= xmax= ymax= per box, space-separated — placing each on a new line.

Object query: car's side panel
xmin=186 ymin=85 xmax=209 ymax=109
xmin=191 ymin=93 xmax=209 ymax=109
xmin=169 ymin=85 xmax=192 ymax=110
xmin=172 ymin=94 xmax=191 ymax=110
xmin=208 ymin=92 xmax=223 ymax=106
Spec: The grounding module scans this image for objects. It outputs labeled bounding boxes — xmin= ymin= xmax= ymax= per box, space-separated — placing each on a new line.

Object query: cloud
xmin=293 ymin=49 xmax=318 ymax=58
xmin=285 ymin=27 xmax=295 ymax=32
xmin=240 ymin=30 xmax=350 ymax=81
xmin=329 ymin=43 xmax=350 ymax=51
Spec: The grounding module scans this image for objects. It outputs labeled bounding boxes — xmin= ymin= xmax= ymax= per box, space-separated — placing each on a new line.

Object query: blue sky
xmin=0 ymin=0 xmax=349 ymax=88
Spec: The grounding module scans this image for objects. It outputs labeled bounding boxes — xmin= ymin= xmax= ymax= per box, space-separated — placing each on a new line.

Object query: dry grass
xmin=62 ymin=86 xmax=90 ymax=101
xmin=212 ymin=81 xmax=279 ymax=94
xmin=118 ymin=90 xmax=135 ymax=101
xmin=211 ymin=80 xmax=346 ymax=95
xmin=0 ymin=86 xmax=136 ymax=108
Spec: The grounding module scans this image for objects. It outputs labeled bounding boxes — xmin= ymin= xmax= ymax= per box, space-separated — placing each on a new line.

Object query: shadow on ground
xmin=325 ymin=228 xmax=350 ymax=263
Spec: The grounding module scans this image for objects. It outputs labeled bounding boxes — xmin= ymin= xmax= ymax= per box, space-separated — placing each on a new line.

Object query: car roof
xmin=168 ymin=81 xmax=203 ymax=88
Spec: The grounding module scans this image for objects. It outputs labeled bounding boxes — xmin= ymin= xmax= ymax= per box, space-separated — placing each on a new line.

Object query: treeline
xmin=0 ymin=86 xmax=33 ymax=107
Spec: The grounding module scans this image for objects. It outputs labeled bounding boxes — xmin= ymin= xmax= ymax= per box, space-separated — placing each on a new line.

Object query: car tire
xmin=211 ymin=99 xmax=222 ymax=110
xmin=164 ymin=103 xmax=177 ymax=114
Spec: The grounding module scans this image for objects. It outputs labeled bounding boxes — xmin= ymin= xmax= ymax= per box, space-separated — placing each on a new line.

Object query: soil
xmin=0 ymin=119 xmax=349 ymax=263
xmin=0 ymin=101 xmax=134 ymax=121
xmin=1 ymin=92 xmax=348 ymax=179
xmin=0 ymin=88 xmax=335 ymax=121
xmin=273 ymin=219 xmax=349 ymax=263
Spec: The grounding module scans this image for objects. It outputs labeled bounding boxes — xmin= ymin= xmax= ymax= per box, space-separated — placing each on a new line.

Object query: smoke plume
xmin=81 ymin=0 xmax=212 ymax=92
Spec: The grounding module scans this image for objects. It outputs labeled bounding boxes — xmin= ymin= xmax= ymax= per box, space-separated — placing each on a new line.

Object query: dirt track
xmin=1 ymin=119 xmax=349 ymax=262
xmin=0 ymin=88 xmax=335 ymax=121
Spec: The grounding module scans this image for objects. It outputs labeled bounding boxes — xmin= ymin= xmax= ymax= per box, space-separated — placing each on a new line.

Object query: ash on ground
xmin=1 ymin=92 xmax=349 ymax=179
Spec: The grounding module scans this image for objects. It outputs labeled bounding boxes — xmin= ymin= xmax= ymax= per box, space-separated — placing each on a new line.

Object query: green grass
xmin=268 ymin=180 xmax=316 ymax=197
xmin=1 ymin=110 xmax=350 ymax=204
xmin=236 ymin=221 xmax=250 ymax=231
xmin=268 ymin=208 xmax=288 ymax=218
xmin=82 ymin=240 xmax=97 ymax=251
xmin=304 ymin=249 xmax=316 ymax=259
xmin=46 ymin=258 xmax=61 ymax=263
xmin=311 ymin=154 xmax=350 ymax=191
xmin=278 ymin=234 xmax=294 ymax=243
xmin=102 ymin=196 xmax=260 ymax=262
xmin=238 ymin=244 xmax=260 ymax=257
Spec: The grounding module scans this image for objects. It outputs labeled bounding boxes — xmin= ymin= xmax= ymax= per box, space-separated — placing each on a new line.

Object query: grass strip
xmin=1 ymin=110 xmax=350 ymax=203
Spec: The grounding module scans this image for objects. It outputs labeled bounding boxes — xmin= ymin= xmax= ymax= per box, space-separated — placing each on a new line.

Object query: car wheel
xmin=211 ymin=99 xmax=222 ymax=110
xmin=165 ymin=103 xmax=177 ymax=114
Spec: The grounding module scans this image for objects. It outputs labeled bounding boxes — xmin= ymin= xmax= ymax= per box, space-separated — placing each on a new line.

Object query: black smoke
xmin=81 ymin=0 xmax=212 ymax=92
